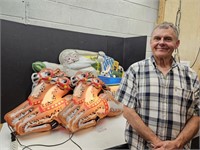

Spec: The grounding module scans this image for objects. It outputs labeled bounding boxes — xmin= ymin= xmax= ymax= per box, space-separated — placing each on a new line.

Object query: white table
xmin=0 ymin=115 xmax=126 ymax=150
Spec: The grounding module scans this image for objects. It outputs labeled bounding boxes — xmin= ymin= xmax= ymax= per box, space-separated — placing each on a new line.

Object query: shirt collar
xmin=150 ymin=55 xmax=178 ymax=69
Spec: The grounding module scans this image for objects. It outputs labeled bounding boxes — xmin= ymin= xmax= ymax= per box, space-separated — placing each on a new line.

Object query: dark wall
xmin=1 ymin=20 xmax=146 ymax=122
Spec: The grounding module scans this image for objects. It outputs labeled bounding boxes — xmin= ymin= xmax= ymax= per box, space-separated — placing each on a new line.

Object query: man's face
xmin=150 ymin=28 xmax=180 ymax=59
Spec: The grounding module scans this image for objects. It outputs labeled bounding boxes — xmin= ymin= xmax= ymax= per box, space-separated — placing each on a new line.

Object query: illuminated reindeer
xmin=57 ymin=76 xmax=123 ymax=133
xmin=4 ymin=68 xmax=63 ymax=128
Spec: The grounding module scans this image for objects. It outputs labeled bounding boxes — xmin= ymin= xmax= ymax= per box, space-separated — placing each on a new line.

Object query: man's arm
xmin=175 ymin=116 xmax=200 ymax=148
xmin=154 ymin=116 xmax=200 ymax=149
xmin=123 ymin=105 xmax=161 ymax=146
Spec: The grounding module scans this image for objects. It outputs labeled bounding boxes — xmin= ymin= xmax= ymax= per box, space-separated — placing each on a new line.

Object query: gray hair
xmin=152 ymin=22 xmax=179 ymax=39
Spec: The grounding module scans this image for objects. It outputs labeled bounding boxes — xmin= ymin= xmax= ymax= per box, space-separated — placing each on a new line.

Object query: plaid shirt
xmin=115 ymin=56 xmax=200 ymax=149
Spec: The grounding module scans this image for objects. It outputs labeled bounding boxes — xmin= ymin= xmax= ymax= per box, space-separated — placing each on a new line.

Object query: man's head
xmin=150 ymin=22 xmax=180 ymax=60
xmin=152 ymin=22 xmax=179 ymax=39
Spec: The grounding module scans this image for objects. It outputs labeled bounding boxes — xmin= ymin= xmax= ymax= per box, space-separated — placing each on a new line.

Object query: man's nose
xmin=158 ymin=38 xmax=165 ymax=44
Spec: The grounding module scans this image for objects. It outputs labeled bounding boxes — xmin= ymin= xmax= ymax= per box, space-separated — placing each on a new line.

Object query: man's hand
xmin=153 ymin=140 xmax=183 ymax=150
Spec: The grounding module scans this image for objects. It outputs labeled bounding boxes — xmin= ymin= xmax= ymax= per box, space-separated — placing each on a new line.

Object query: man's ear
xmin=176 ymin=40 xmax=180 ymax=48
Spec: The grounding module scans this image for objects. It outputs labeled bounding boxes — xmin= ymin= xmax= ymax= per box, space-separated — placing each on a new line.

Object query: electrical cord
xmin=174 ymin=0 xmax=200 ymax=69
xmin=7 ymin=124 xmax=83 ymax=150
xmin=190 ymin=47 xmax=200 ymax=68
xmin=70 ymin=137 xmax=83 ymax=150
xmin=7 ymin=124 xmax=31 ymax=150
xmin=21 ymin=133 xmax=73 ymax=150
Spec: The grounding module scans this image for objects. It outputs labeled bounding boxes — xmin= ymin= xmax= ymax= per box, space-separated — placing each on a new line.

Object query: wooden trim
xmin=0 ymin=124 xmax=2 ymax=131
xmin=157 ymin=0 xmax=166 ymax=24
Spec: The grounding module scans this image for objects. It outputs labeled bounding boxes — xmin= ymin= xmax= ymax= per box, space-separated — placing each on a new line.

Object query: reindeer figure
xmin=12 ymin=76 xmax=72 ymax=135
xmin=4 ymin=69 xmax=63 ymax=128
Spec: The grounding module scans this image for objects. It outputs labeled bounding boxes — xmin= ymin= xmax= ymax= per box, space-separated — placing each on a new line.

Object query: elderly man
xmin=116 ymin=22 xmax=200 ymax=149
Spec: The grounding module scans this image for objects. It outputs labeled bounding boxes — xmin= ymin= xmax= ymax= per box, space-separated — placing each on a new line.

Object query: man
xmin=115 ymin=22 xmax=200 ymax=149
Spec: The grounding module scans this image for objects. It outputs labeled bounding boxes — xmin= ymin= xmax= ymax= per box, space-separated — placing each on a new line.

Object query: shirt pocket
xmin=173 ymin=87 xmax=193 ymax=115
